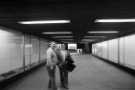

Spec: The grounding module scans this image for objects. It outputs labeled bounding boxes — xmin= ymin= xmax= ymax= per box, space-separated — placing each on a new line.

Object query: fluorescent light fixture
xmin=65 ymin=42 xmax=74 ymax=43
xmin=82 ymin=39 xmax=95 ymax=41
xmin=60 ymin=39 xmax=73 ymax=40
xmin=18 ymin=20 xmax=70 ymax=24
xmin=84 ymin=36 xmax=106 ymax=38
xmin=95 ymin=19 xmax=135 ymax=23
xmin=80 ymin=41 xmax=92 ymax=43
xmin=43 ymin=31 xmax=72 ymax=34
xmin=88 ymin=31 xmax=118 ymax=34
xmin=81 ymin=39 xmax=95 ymax=41
xmin=53 ymin=36 xmax=73 ymax=38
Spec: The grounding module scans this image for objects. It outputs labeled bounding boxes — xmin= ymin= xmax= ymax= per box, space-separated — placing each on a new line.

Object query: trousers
xmin=46 ymin=66 xmax=57 ymax=90
xmin=59 ymin=66 xmax=68 ymax=88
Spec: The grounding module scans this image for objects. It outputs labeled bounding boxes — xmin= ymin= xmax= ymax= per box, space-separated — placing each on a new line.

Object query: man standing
xmin=46 ymin=42 xmax=58 ymax=90
xmin=56 ymin=44 xmax=69 ymax=89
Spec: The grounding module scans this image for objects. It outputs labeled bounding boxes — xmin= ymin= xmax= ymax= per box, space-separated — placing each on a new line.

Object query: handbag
xmin=62 ymin=54 xmax=76 ymax=72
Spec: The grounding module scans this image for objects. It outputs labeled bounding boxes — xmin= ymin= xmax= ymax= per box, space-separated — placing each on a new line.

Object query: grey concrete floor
xmin=3 ymin=55 xmax=135 ymax=90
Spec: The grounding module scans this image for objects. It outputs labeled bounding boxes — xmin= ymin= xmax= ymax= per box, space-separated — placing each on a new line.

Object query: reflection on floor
xmin=3 ymin=55 xmax=135 ymax=90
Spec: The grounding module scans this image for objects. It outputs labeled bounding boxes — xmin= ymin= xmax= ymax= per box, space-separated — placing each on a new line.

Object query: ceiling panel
xmin=0 ymin=0 xmax=135 ymax=43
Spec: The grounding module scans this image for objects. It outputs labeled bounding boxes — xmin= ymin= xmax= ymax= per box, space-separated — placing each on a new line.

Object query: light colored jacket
xmin=46 ymin=47 xmax=58 ymax=67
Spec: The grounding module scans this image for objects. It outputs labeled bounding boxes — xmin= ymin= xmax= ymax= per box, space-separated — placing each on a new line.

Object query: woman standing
xmin=58 ymin=44 xmax=69 ymax=89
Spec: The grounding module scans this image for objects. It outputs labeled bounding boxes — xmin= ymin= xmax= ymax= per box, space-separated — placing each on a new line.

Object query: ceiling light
xmin=88 ymin=31 xmax=118 ymax=34
xmin=84 ymin=36 xmax=106 ymax=38
xmin=80 ymin=41 xmax=94 ymax=43
xmin=81 ymin=39 xmax=95 ymax=41
xmin=53 ymin=36 xmax=73 ymax=38
xmin=18 ymin=20 xmax=70 ymax=24
xmin=95 ymin=19 xmax=135 ymax=23
xmin=42 ymin=31 xmax=72 ymax=34
xmin=80 ymin=41 xmax=92 ymax=43
xmin=60 ymin=39 xmax=73 ymax=40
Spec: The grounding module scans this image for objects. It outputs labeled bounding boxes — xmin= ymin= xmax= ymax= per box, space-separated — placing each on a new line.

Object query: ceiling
xmin=0 ymin=0 xmax=135 ymax=43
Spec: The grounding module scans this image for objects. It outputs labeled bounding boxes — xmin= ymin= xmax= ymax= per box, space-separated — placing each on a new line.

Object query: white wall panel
xmin=31 ymin=36 xmax=39 ymax=64
xmin=0 ymin=27 xmax=50 ymax=75
xmin=92 ymin=34 xmax=135 ymax=70
xmin=101 ymin=41 xmax=108 ymax=59
xmin=0 ymin=29 xmax=23 ymax=74
xmin=24 ymin=35 xmax=31 ymax=66
xmin=119 ymin=37 xmax=125 ymax=64
xmin=108 ymin=39 xmax=118 ymax=63
xmin=95 ymin=43 xmax=103 ymax=57
xmin=124 ymin=34 xmax=135 ymax=67
xmin=9 ymin=34 xmax=24 ymax=71
xmin=93 ymin=44 xmax=98 ymax=55
xmin=92 ymin=44 xmax=96 ymax=54
xmin=40 ymin=39 xmax=49 ymax=61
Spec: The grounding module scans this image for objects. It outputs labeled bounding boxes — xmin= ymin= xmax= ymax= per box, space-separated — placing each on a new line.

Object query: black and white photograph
xmin=0 ymin=0 xmax=135 ymax=90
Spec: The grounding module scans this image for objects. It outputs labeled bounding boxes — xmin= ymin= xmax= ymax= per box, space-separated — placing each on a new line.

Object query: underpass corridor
xmin=3 ymin=55 xmax=135 ymax=90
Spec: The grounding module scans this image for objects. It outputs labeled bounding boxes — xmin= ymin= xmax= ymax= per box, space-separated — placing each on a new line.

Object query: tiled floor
xmin=3 ymin=55 xmax=135 ymax=90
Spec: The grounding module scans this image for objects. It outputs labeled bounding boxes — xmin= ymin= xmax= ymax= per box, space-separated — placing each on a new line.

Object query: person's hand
xmin=58 ymin=63 xmax=63 ymax=67
xmin=50 ymin=66 xmax=54 ymax=70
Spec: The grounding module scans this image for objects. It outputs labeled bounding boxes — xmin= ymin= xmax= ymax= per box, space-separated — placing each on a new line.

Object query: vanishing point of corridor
xmin=3 ymin=55 xmax=135 ymax=90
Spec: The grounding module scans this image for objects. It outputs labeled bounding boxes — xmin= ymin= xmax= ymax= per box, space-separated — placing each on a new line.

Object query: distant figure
xmin=80 ymin=49 xmax=83 ymax=55
xmin=77 ymin=49 xmax=80 ymax=55
xmin=46 ymin=42 xmax=58 ymax=90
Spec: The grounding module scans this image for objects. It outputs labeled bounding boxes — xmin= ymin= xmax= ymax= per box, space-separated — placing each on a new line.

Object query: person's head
xmin=49 ymin=41 xmax=56 ymax=49
xmin=56 ymin=44 xmax=61 ymax=49
xmin=61 ymin=44 xmax=66 ymax=50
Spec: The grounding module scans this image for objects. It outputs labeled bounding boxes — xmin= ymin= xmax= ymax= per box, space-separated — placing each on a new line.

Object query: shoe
xmin=48 ymin=87 xmax=57 ymax=90
xmin=51 ymin=87 xmax=57 ymax=90
xmin=48 ymin=88 xmax=57 ymax=90
xmin=60 ymin=85 xmax=64 ymax=88
xmin=48 ymin=85 xmax=51 ymax=88
xmin=63 ymin=86 xmax=69 ymax=89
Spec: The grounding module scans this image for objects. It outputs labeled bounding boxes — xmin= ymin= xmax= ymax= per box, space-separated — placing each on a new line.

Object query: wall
xmin=0 ymin=29 xmax=24 ymax=74
xmin=92 ymin=34 xmax=135 ymax=70
xmin=0 ymin=27 xmax=49 ymax=76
